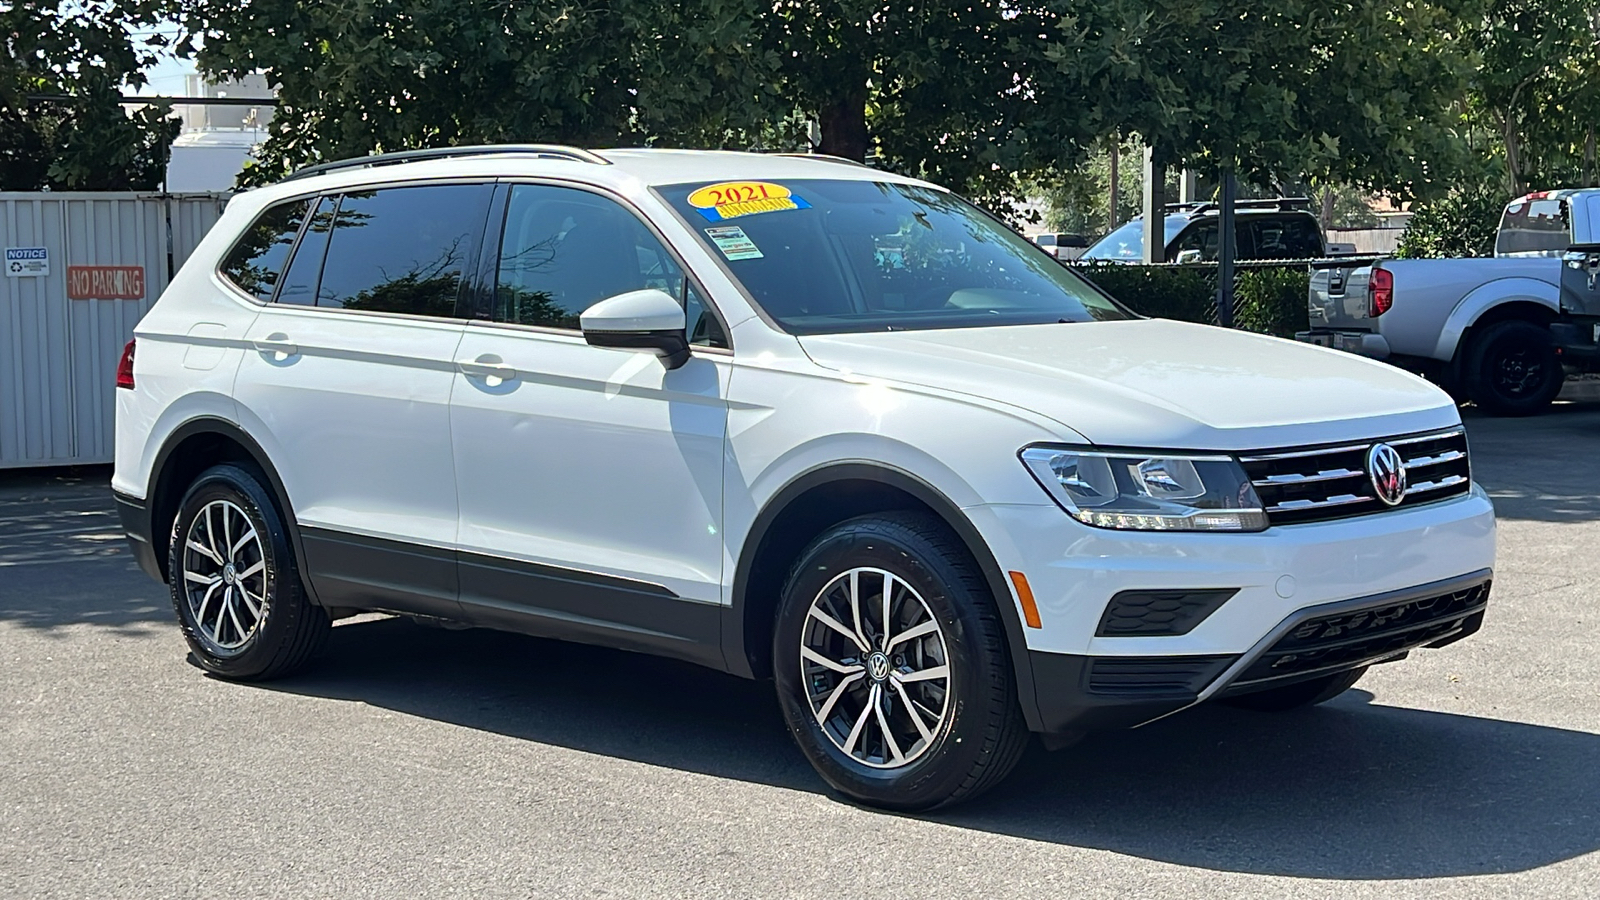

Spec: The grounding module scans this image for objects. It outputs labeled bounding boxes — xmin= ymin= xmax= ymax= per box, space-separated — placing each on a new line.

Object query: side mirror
xmin=580 ymin=289 xmax=691 ymax=369
xmin=1174 ymin=249 xmax=1204 ymax=265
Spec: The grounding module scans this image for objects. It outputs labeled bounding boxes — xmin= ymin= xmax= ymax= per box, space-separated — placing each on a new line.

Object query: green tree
xmin=1029 ymin=0 xmax=1475 ymax=201
xmin=1469 ymin=0 xmax=1600 ymax=193
xmin=168 ymin=0 xmax=786 ymax=184
xmin=1393 ymin=184 xmax=1505 ymax=258
xmin=0 ymin=1 xmax=179 ymax=190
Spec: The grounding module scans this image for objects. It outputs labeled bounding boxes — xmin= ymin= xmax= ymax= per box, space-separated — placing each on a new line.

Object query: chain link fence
xmin=1072 ymin=256 xmax=1385 ymax=338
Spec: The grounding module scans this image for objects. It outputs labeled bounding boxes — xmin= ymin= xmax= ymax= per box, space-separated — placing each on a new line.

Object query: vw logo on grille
xmin=1367 ymin=442 xmax=1407 ymax=506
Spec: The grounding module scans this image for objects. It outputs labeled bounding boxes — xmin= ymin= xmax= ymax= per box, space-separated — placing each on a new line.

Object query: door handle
xmin=252 ymin=334 xmax=299 ymax=356
xmin=456 ymin=357 xmax=517 ymax=381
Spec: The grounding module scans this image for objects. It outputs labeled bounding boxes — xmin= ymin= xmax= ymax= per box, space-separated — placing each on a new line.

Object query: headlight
xmin=1020 ymin=447 xmax=1267 ymax=532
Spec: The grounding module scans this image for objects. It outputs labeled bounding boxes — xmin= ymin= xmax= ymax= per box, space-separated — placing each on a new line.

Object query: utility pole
xmin=1107 ymin=138 xmax=1120 ymax=232
xmin=1141 ymin=146 xmax=1165 ymax=264
xmin=1216 ymin=168 xmax=1238 ymax=328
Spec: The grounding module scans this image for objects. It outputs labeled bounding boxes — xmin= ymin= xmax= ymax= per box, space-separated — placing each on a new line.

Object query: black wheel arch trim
xmin=724 ymin=460 xmax=1045 ymax=731
xmin=144 ymin=416 xmax=323 ymax=606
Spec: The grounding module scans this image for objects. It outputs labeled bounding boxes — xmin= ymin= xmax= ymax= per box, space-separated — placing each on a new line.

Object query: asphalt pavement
xmin=3 ymin=406 xmax=1599 ymax=899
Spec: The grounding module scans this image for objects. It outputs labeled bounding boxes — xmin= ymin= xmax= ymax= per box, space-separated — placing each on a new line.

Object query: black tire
xmin=772 ymin=511 xmax=1028 ymax=811
xmin=1465 ymin=320 xmax=1564 ymax=416
xmin=167 ymin=463 xmax=329 ymax=680
xmin=1220 ymin=666 xmax=1368 ymax=712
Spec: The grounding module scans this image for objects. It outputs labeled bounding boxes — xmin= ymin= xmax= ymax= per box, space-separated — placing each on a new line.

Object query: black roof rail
xmin=1164 ymin=196 xmax=1315 ymax=215
xmin=281 ymin=144 xmax=609 ymax=183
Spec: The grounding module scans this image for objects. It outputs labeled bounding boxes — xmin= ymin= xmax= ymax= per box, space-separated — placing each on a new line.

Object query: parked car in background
xmin=1079 ymin=199 xmax=1327 ymax=263
xmin=114 ymin=146 xmax=1495 ymax=812
xmin=1303 ymin=189 xmax=1600 ymax=416
xmin=1030 ymin=232 xmax=1088 ymax=260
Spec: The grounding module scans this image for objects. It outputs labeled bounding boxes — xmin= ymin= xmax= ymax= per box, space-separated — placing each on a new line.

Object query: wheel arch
xmin=1436 ymin=279 xmax=1559 ymax=363
xmin=146 ymin=417 xmax=313 ymax=602
xmin=725 ymin=461 xmax=1042 ymax=729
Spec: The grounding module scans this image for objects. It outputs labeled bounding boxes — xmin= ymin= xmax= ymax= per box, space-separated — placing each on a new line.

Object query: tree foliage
xmin=0 ymin=1 xmax=179 ymax=190
xmin=1393 ymin=184 xmax=1504 ymax=258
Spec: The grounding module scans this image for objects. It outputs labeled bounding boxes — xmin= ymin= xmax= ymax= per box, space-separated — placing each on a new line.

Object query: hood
xmin=798 ymin=319 xmax=1459 ymax=450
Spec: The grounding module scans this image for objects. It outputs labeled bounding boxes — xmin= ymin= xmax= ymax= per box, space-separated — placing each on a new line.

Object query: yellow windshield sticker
xmin=687 ymin=181 xmax=810 ymax=221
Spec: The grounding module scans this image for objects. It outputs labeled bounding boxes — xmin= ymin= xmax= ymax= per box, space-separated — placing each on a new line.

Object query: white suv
xmin=113 ymin=146 xmax=1496 ymax=810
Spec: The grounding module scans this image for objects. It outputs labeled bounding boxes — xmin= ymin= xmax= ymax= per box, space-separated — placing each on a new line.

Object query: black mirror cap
xmin=583 ymin=329 xmax=692 ymax=369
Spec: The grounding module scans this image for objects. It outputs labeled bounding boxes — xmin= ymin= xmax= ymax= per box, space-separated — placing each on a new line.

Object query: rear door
xmin=232 ymin=182 xmax=494 ymax=618
xmin=447 ymin=182 xmax=732 ymax=667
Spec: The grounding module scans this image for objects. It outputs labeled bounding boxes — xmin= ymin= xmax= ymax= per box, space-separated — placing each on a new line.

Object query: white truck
xmin=1300 ymin=189 xmax=1600 ymax=415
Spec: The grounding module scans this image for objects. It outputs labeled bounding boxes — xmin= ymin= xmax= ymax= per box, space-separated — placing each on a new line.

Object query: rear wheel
xmin=1465 ymin=320 xmax=1563 ymax=416
xmin=1221 ymin=666 xmax=1367 ymax=712
xmin=772 ymin=512 xmax=1028 ymax=811
xmin=168 ymin=464 xmax=329 ymax=680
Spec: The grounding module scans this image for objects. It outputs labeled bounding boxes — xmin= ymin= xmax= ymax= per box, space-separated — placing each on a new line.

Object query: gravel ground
xmin=2 ymin=405 xmax=1598 ymax=899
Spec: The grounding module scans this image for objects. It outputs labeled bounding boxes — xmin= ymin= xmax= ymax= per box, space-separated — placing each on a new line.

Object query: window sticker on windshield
xmin=705 ymin=225 xmax=764 ymax=261
xmin=688 ymin=181 xmax=810 ymax=222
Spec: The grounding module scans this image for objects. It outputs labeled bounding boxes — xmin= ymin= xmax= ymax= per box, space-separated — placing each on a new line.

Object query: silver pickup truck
xmin=1301 ymin=189 xmax=1600 ymax=415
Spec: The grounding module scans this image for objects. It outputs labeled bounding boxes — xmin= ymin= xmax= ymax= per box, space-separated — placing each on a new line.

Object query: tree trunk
xmin=818 ymin=87 xmax=869 ymax=162
xmin=1586 ymin=126 xmax=1596 ymax=188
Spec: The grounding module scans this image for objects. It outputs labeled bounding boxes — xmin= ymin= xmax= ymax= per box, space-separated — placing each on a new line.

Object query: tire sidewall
xmin=1469 ymin=321 xmax=1562 ymax=415
xmin=772 ymin=519 xmax=1006 ymax=810
xmin=167 ymin=464 xmax=299 ymax=676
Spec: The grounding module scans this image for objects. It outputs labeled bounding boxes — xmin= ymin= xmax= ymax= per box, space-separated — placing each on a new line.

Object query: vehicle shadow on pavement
xmin=268 ymin=615 xmax=1600 ymax=881
xmin=0 ymin=466 xmax=170 ymax=633
xmin=1465 ymin=404 xmax=1600 ymax=523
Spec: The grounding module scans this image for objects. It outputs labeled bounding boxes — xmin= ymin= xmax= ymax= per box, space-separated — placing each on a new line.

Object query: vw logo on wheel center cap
xmin=1366 ymin=442 xmax=1407 ymax=507
xmin=222 ymin=563 xmax=237 ymax=585
xmin=867 ymin=652 xmax=891 ymax=682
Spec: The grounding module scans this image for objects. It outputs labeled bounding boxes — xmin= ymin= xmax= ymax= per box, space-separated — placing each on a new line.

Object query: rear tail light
xmin=1368 ymin=268 xmax=1394 ymax=317
xmin=116 ymin=339 xmax=136 ymax=389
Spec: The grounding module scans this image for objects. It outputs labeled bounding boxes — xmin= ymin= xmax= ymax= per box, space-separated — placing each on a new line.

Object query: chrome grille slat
xmin=1241 ymin=429 xmax=1471 ymax=526
xmin=1265 ymin=494 xmax=1370 ymax=513
xmin=1251 ymin=468 xmax=1364 ymax=486
xmin=1405 ymin=475 xmax=1468 ymax=496
xmin=1403 ymin=450 xmax=1465 ymax=468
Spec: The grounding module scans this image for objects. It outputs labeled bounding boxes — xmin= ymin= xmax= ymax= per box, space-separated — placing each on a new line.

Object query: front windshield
xmin=657 ymin=179 xmax=1129 ymax=335
xmin=1081 ymin=216 xmax=1188 ymax=261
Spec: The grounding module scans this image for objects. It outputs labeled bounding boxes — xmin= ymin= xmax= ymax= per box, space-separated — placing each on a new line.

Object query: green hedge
xmin=1073 ymin=263 xmax=1310 ymax=338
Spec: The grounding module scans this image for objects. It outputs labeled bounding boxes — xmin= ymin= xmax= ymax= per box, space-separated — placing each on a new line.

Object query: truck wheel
xmin=1465 ymin=320 xmax=1564 ymax=416
xmin=1220 ymin=667 xmax=1368 ymax=712
xmin=772 ymin=512 xmax=1028 ymax=811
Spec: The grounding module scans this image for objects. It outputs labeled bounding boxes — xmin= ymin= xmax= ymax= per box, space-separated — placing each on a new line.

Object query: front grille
xmin=1241 ymin=429 xmax=1471 ymax=526
xmin=1088 ymin=655 xmax=1236 ymax=698
xmin=1229 ymin=581 xmax=1490 ymax=689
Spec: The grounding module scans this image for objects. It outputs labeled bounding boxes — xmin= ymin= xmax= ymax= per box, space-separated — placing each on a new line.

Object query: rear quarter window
xmin=219 ymin=199 xmax=310 ymax=301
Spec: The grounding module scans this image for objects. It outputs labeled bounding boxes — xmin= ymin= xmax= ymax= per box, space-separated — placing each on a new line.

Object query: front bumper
xmin=113 ymin=490 xmax=165 ymax=583
xmin=1028 ymin=569 xmax=1491 ymax=734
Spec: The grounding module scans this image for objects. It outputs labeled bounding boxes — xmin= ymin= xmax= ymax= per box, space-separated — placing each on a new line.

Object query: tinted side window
xmin=1249 ymin=216 xmax=1322 ymax=259
xmin=316 ymin=184 xmax=491 ymax=317
xmin=219 ymin=198 xmax=309 ymax=301
xmin=1497 ymin=198 xmax=1571 ymax=255
xmin=1170 ymin=221 xmax=1219 ymax=261
xmin=496 ymin=184 xmax=728 ymax=347
xmin=275 ymin=196 xmax=336 ymax=306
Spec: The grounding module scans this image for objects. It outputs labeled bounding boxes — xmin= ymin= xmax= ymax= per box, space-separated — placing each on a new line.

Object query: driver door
xmin=448 ymin=183 xmax=732 ymax=667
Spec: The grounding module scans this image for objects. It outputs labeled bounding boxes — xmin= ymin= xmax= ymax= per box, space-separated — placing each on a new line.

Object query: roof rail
xmin=281 ymin=144 xmax=609 ymax=183
xmin=1164 ymin=196 xmax=1314 ymax=215
xmin=770 ymin=152 xmax=875 ymax=169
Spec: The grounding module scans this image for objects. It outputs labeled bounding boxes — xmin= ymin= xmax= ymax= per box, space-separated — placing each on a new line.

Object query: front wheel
xmin=168 ymin=463 xmax=329 ymax=680
xmin=1465 ymin=320 xmax=1564 ymax=416
xmin=772 ymin=512 xmax=1028 ymax=811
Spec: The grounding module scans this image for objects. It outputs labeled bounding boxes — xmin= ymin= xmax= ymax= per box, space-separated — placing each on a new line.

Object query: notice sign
xmin=5 ymin=247 xmax=49 ymax=277
xmin=67 ymin=265 xmax=145 ymax=300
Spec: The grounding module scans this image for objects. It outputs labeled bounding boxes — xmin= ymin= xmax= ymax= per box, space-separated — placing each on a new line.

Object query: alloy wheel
xmin=800 ymin=567 xmax=951 ymax=769
xmin=180 ymin=499 xmax=268 ymax=652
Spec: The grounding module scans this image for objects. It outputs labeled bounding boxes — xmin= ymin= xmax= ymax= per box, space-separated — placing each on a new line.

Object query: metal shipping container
xmin=2 ymin=192 xmax=229 ymax=468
